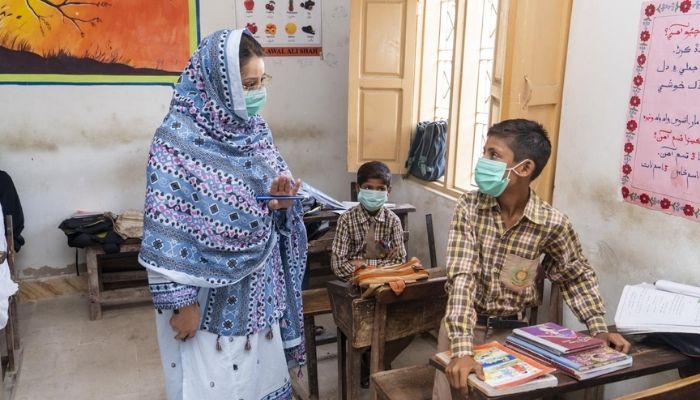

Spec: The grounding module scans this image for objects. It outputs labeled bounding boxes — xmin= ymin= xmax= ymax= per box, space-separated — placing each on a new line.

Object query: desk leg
xmin=582 ymin=386 xmax=604 ymax=400
xmin=348 ymin=347 xmax=362 ymax=400
xmin=304 ymin=315 xmax=319 ymax=400
xmin=86 ymin=247 xmax=102 ymax=320
xmin=337 ymin=328 xmax=347 ymax=400
xmin=369 ymin=303 xmax=387 ymax=400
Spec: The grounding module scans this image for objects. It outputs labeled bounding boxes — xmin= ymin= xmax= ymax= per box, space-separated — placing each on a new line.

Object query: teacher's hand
xmin=170 ymin=303 xmax=200 ymax=341
xmin=268 ymin=175 xmax=302 ymax=210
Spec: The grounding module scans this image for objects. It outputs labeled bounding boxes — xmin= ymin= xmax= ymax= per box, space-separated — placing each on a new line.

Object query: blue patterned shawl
xmin=139 ymin=29 xmax=307 ymax=366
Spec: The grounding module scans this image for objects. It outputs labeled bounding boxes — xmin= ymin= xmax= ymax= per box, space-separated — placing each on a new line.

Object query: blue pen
xmin=255 ymin=195 xmax=305 ymax=201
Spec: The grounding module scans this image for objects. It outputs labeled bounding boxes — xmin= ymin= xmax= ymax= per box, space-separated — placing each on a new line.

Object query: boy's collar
xmin=477 ymin=189 xmax=545 ymax=225
xmin=359 ymin=205 xmax=387 ymax=222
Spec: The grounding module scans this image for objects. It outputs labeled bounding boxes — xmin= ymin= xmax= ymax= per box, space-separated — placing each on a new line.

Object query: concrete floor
xmin=12 ymin=295 xmax=438 ymax=400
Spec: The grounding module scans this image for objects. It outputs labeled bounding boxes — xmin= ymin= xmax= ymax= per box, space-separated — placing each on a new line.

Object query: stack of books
xmin=435 ymin=341 xmax=558 ymax=396
xmin=506 ymin=322 xmax=633 ymax=380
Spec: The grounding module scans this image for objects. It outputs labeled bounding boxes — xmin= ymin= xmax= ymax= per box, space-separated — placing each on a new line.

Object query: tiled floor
xmin=13 ymin=295 xmax=438 ymax=400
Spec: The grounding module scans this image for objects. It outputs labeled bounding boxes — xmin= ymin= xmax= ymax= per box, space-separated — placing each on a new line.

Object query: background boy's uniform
xmin=433 ymin=190 xmax=608 ymax=399
xmin=331 ymin=204 xmax=406 ymax=281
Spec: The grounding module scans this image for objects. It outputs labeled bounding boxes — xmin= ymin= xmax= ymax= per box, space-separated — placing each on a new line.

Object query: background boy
xmin=331 ymin=161 xmax=406 ymax=281
xmin=331 ymin=160 xmax=409 ymax=387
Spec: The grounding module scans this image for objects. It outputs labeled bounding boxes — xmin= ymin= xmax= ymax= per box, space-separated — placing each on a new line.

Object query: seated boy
xmin=331 ymin=160 xmax=409 ymax=388
xmin=331 ymin=161 xmax=406 ymax=281
xmin=433 ymin=119 xmax=630 ymax=399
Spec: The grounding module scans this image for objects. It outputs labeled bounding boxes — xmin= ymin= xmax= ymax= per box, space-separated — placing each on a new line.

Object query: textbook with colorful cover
xmin=505 ymin=335 xmax=633 ymax=380
xmin=435 ymin=341 xmax=557 ymax=395
xmin=512 ymin=322 xmax=604 ymax=355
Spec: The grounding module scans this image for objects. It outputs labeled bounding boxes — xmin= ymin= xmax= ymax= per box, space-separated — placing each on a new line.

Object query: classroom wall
xmin=556 ymin=0 xmax=700 ymax=398
xmin=0 ymin=1 xmax=351 ymax=278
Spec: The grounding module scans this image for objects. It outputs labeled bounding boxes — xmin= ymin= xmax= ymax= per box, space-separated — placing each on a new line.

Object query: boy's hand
xmin=446 ymin=355 xmax=484 ymax=396
xmin=595 ymin=332 xmax=631 ymax=353
xmin=170 ymin=303 xmax=200 ymax=341
xmin=268 ymin=176 xmax=302 ymax=210
xmin=350 ymin=259 xmax=368 ymax=269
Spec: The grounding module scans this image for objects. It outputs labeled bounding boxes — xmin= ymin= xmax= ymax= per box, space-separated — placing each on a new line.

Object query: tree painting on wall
xmin=0 ymin=0 xmax=199 ymax=84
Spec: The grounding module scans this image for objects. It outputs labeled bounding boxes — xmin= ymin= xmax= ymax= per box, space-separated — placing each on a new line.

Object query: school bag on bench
xmin=352 ymin=257 xmax=430 ymax=298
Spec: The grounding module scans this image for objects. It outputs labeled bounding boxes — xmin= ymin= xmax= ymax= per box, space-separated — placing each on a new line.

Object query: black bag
xmin=58 ymin=213 xmax=123 ymax=253
xmin=405 ymin=120 xmax=448 ymax=181
xmin=651 ymin=332 xmax=700 ymax=358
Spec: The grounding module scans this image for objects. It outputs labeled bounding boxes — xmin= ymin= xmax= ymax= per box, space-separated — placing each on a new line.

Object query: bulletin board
xmin=0 ymin=0 xmax=199 ymax=84
xmin=622 ymin=1 xmax=700 ymax=222
xmin=235 ymin=0 xmax=322 ymax=56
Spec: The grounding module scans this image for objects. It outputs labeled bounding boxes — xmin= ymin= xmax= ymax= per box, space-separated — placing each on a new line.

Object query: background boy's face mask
xmin=474 ymin=158 xmax=528 ymax=197
xmin=358 ymin=188 xmax=388 ymax=212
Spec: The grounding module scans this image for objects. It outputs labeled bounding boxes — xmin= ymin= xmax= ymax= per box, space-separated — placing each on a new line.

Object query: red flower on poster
xmin=630 ymin=95 xmax=641 ymax=106
xmin=627 ymin=120 xmax=638 ymax=132
xmin=637 ymin=54 xmax=647 ymax=65
xmin=683 ymin=204 xmax=695 ymax=216
xmin=633 ymin=75 xmax=644 ymax=86
xmin=624 ymin=143 xmax=634 ymax=153
xmin=621 ymin=187 xmax=630 ymax=198
xmin=639 ymin=193 xmax=650 ymax=204
xmin=622 ymin=164 xmax=632 ymax=175
xmin=640 ymin=30 xmax=651 ymax=41
xmin=680 ymin=0 xmax=692 ymax=13
xmin=645 ymin=4 xmax=655 ymax=16
xmin=660 ymin=198 xmax=671 ymax=209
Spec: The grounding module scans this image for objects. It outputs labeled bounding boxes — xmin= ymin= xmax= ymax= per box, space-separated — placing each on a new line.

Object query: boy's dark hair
xmin=487 ymin=119 xmax=551 ymax=180
xmin=239 ymin=32 xmax=265 ymax=67
xmin=357 ymin=161 xmax=392 ymax=186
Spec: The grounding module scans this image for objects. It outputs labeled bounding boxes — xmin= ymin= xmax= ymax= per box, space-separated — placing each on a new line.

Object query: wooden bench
xmin=373 ymin=365 xmax=435 ymax=400
xmin=86 ymin=240 xmax=150 ymax=320
xmin=614 ymin=373 xmax=700 ymax=400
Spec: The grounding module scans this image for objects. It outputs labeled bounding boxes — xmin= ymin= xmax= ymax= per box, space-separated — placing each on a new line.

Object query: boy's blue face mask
xmin=244 ymin=88 xmax=267 ymax=116
xmin=358 ymin=188 xmax=388 ymax=212
xmin=474 ymin=158 xmax=528 ymax=197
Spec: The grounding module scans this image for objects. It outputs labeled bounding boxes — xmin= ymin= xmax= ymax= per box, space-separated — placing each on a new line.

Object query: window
xmin=346 ymin=0 xmax=572 ymax=202
xmin=417 ymin=0 xmax=500 ymax=194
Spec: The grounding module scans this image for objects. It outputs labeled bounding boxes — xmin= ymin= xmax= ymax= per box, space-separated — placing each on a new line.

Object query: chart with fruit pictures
xmin=236 ymin=0 xmax=322 ymax=57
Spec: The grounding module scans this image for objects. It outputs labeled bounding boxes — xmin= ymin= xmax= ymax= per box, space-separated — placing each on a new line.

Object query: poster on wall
xmin=622 ymin=1 xmax=700 ymax=222
xmin=235 ymin=0 xmax=322 ymax=57
xmin=0 ymin=0 xmax=199 ymax=84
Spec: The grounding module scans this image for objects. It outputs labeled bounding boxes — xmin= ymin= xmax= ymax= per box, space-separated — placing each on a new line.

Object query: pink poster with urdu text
xmin=622 ymin=1 xmax=700 ymax=221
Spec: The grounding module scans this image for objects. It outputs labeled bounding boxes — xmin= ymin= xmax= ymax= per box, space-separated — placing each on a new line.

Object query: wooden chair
xmin=293 ymin=288 xmax=335 ymax=400
xmin=614 ymin=374 xmax=700 ymax=400
xmin=1 ymin=216 xmax=22 ymax=400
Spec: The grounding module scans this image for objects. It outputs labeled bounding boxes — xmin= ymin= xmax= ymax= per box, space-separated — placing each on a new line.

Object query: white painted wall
xmin=556 ymin=1 xmax=700 ymax=398
xmin=0 ymin=0 xmax=351 ymax=278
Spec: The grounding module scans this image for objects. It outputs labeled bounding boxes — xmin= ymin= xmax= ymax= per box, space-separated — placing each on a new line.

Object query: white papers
xmin=655 ymin=279 xmax=700 ymax=298
xmin=468 ymin=374 xmax=558 ymax=397
xmin=614 ymin=283 xmax=700 ymax=334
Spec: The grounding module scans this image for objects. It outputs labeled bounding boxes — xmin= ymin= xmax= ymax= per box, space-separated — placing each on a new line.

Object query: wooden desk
xmin=425 ymin=333 xmax=699 ymax=400
xmin=328 ymin=270 xmax=447 ymax=400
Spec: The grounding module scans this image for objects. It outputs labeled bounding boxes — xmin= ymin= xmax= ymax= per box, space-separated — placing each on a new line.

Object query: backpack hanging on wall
xmin=405 ymin=120 xmax=447 ymax=181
